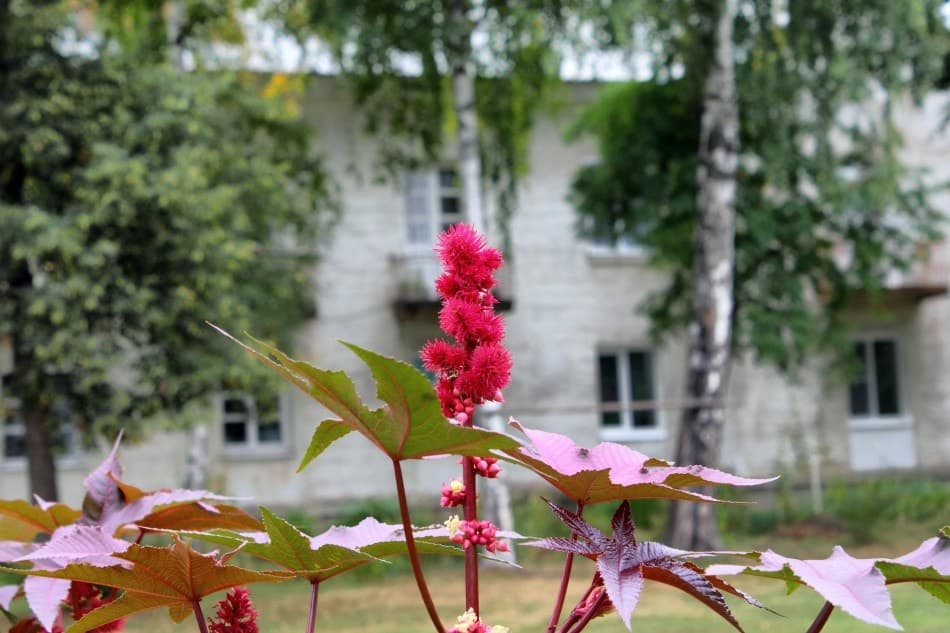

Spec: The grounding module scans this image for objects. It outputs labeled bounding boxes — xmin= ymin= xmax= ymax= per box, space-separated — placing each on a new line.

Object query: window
xmin=2 ymin=372 xmax=24 ymax=459
xmin=221 ymin=392 xmax=288 ymax=453
xmin=849 ymin=338 xmax=902 ymax=418
xmin=597 ymin=349 xmax=663 ymax=440
xmin=1 ymin=373 xmax=78 ymax=464
xmin=405 ymin=168 xmax=463 ymax=246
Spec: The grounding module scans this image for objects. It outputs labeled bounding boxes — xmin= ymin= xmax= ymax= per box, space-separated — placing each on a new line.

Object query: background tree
xmin=0 ymin=0 xmax=334 ymax=500
xmin=570 ymin=0 xmax=946 ymax=548
xmin=271 ymin=0 xmax=571 ymax=238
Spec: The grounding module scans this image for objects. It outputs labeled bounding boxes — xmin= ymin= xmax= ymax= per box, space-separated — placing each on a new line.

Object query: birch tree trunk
xmin=446 ymin=0 xmax=515 ymax=563
xmin=447 ymin=0 xmax=486 ymax=235
xmin=664 ymin=0 xmax=739 ymax=551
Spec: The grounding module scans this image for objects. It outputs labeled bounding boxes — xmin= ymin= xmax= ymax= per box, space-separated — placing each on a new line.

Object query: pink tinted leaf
xmin=0 ymin=541 xmax=39 ymax=562
xmin=876 ymin=534 xmax=950 ymax=603
xmin=502 ymin=422 xmax=775 ymax=504
xmin=100 ymin=488 xmax=238 ymax=535
xmin=24 ymin=576 xmax=69 ymax=632
xmin=708 ymin=547 xmax=900 ymax=629
xmin=891 ymin=535 xmax=950 ymax=574
xmin=81 ymin=433 xmax=124 ymax=524
xmin=17 ymin=525 xmax=130 ymax=568
xmin=0 ymin=583 xmax=18 ymax=610
xmin=597 ymin=559 xmax=643 ymax=630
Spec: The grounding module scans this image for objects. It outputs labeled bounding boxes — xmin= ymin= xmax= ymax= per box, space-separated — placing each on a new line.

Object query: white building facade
xmin=2 ymin=80 xmax=948 ymax=510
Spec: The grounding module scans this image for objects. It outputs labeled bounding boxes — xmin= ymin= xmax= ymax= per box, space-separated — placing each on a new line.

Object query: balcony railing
xmin=390 ymin=252 xmax=514 ymax=318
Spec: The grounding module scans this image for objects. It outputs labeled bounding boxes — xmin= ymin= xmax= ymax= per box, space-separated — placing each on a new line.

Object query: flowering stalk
xmin=422 ymin=224 xmax=512 ymax=618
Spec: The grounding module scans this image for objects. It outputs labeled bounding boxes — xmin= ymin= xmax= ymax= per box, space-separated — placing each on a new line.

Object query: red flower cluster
xmin=208 ymin=587 xmax=259 ymax=633
xmin=69 ymin=582 xmax=124 ymax=632
xmin=450 ymin=519 xmax=509 ymax=553
xmin=421 ymin=224 xmax=511 ymax=423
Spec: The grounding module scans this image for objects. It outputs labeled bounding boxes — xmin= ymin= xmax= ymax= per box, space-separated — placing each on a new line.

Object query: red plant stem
xmin=305 ymin=581 xmax=319 ymax=633
xmin=192 ymin=600 xmax=209 ymax=633
xmin=546 ymin=502 xmax=585 ymax=633
xmin=805 ymin=601 xmax=835 ymax=633
xmin=564 ymin=590 xmax=607 ymax=633
xmin=392 ymin=459 xmax=445 ymax=633
xmin=462 ymin=455 xmax=479 ymax=614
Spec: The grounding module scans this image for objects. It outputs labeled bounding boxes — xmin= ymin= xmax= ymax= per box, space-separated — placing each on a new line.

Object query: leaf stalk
xmin=806 ymin=601 xmax=835 ymax=633
xmin=392 ymin=458 xmax=445 ymax=633
xmin=547 ymin=501 xmax=584 ymax=633
xmin=305 ymin=580 xmax=319 ymax=633
xmin=192 ymin=600 xmax=209 ymax=633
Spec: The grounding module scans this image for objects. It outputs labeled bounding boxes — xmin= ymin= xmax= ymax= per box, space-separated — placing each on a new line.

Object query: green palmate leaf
xmin=0 ymin=500 xmax=80 ymax=542
xmin=298 ymin=420 xmax=353 ymax=472
xmin=214 ymin=327 xmax=519 ymax=462
xmin=876 ymin=562 xmax=950 ymax=603
xmin=183 ymin=511 xmax=467 ymax=583
xmin=16 ymin=539 xmax=286 ymax=633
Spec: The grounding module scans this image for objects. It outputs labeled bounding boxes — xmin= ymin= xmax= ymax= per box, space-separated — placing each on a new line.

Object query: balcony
xmin=390 ymin=252 xmax=514 ymax=319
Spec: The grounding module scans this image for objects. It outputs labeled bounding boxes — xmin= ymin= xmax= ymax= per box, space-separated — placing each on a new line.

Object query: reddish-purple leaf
xmin=540 ymin=499 xmax=607 ymax=546
xmin=643 ymin=560 xmax=742 ymax=631
xmin=529 ymin=501 xmax=761 ymax=631
xmin=502 ymin=422 xmax=776 ymax=504
xmin=81 ymin=433 xmax=124 ymax=524
xmin=0 ymin=583 xmax=18 ymax=610
xmin=23 ymin=576 xmax=69 ymax=632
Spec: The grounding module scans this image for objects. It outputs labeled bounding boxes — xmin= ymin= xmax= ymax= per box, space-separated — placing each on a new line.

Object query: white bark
xmin=666 ymin=0 xmax=739 ymax=551
xmin=448 ymin=0 xmax=487 ymax=235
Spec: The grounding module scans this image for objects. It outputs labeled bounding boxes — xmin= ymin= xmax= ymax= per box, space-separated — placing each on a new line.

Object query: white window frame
xmin=405 ymin=167 xmax=463 ymax=248
xmin=219 ymin=391 xmax=291 ymax=457
xmin=847 ymin=335 xmax=912 ymax=431
xmin=596 ymin=348 xmax=666 ymax=442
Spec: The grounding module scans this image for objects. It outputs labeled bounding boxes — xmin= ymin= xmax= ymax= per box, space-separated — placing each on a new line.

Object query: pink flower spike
xmin=472 ymin=456 xmax=502 ymax=478
xmin=420 ymin=340 xmax=468 ymax=374
xmin=208 ymin=587 xmax=258 ymax=633
xmin=458 ymin=344 xmax=511 ymax=402
xmin=440 ymin=479 xmax=467 ymax=508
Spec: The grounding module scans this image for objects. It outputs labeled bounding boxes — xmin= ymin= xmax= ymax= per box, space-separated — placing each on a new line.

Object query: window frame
xmin=405 ymin=167 xmax=463 ymax=248
xmin=847 ymin=335 xmax=912 ymax=431
xmin=596 ymin=347 xmax=666 ymax=442
xmin=219 ymin=391 xmax=291 ymax=457
xmin=1 ymin=374 xmax=81 ymax=469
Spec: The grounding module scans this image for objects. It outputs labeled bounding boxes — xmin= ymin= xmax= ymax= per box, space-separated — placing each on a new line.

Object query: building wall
xmin=3 ymin=82 xmax=947 ymax=510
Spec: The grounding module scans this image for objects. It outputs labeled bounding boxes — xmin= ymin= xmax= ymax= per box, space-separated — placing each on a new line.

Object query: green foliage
xmin=570 ymin=1 xmax=946 ymax=371
xmin=268 ymin=0 xmax=567 ymax=230
xmin=217 ymin=331 xmax=520 ymax=462
xmin=0 ymin=2 xmax=335 ymax=455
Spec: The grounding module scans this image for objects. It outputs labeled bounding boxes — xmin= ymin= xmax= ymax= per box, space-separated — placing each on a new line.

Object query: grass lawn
xmin=123 ymin=526 xmax=948 ymax=633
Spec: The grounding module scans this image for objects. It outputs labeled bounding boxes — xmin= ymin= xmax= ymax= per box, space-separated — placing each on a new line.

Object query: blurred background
xmin=1 ymin=2 xmax=949 ymax=629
